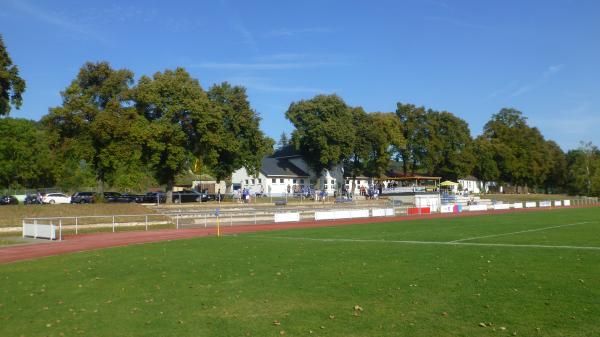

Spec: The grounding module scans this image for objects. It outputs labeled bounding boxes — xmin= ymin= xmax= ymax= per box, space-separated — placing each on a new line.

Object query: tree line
xmin=2 ymin=35 xmax=600 ymax=197
xmin=282 ymin=95 xmax=600 ymax=196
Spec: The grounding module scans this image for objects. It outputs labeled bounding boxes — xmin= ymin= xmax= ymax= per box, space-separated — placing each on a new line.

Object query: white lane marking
xmin=252 ymin=235 xmax=600 ymax=251
xmin=449 ymin=221 xmax=592 ymax=243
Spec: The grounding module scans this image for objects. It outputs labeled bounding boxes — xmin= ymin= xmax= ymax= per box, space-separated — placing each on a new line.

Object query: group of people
xmin=358 ymin=185 xmax=380 ymax=200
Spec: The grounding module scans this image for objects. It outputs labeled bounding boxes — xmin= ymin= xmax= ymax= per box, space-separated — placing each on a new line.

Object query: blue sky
xmin=1 ymin=0 xmax=599 ymax=150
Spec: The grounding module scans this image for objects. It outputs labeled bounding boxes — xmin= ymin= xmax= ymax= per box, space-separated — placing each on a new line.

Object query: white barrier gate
xmin=22 ymin=221 xmax=58 ymax=240
xmin=493 ymin=204 xmax=510 ymax=210
xmin=274 ymin=213 xmax=300 ymax=223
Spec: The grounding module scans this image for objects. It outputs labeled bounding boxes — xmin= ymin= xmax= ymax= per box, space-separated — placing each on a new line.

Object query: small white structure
xmin=458 ymin=176 xmax=481 ymax=194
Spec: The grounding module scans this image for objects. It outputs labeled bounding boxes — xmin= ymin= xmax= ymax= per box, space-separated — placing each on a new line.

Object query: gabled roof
xmin=459 ymin=175 xmax=479 ymax=181
xmin=271 ymin=144 xmax=301 ymax=159
xmin=260 ymin=157 xmax=309 ymax=177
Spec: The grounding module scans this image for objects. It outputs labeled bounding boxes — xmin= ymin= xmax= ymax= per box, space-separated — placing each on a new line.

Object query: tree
xmin=0 ymin=34 xmax=26 ymax=116
xmin=286 ymin=94 xmax=356 ymax=176
xmin=207 ymin=82 xmax=274 ymax=191
xmin=425 ymin=111 xmax=474 ymax=180
xmin=43 ymin=61 xmax=145 ymax=193
xmin=354 ymin=112 xmax=405 ymax=179
xmin=482 ymin=108 xmax=550 ymax=192
xmin=472 ymin=136 xmax=500 ymax=187
xmin=395 ymin=103 xmax=473 ymax=179
xmin=566 ymin=141 xmax=600 ymax=196
xmin=542 ymin=140 xmax=567 ymax=193
xmin=277 ymin=132 xmax=289 ymax=148
xmin=133 ymin=68 xmax=221 ymax=203
xmin=0 ymin=118 xmax=54 ymax=188
xmin=395 ymin=103 xmax=429 ymax=175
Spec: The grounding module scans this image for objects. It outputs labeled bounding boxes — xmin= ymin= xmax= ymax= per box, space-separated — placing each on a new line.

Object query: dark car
xmin=172 ymin=190 xmax=209 ymax=203
xmin=140 ymin=192 xmax=166 ymax=203
xmin=24 ymin=194 xmax=43 ymax=204
xmin=0 ymin=195 xmax=19 ymax=205
xmin=71 ymin=191 xmax=95 ymax=204
xmin=103 ymin=192 xmax=136 ymax=203
xmin=122 ymin=193 xmax=145 ymax=203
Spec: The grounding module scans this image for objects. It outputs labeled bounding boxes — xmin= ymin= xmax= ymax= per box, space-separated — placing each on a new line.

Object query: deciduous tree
xmin=207 ymin=82 xmax=274 ymax=192
xmin=286 ymin=94 xmax=356 ymax=176
xmin=133 ymin=68 xmax=220 ymax=202
xmin=43 ymin=61 xmax=145 ymax=193
xmin=0 ymin=34 xmax=26 ymax=116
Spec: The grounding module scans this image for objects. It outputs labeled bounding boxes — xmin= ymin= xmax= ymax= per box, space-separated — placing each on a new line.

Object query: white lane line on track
xmin=448 ymin=221 xmax=593 ymax=243
xmin=252 ymin=235 xmax=600 ymax=251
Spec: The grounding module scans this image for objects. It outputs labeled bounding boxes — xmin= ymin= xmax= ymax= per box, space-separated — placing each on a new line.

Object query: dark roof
xmin=460 ymin=175 xmax=479 ymax=181
xmin=260 ymin=157 xmax=309 ymax=177
xmin=271 ymin=144 xmax=301 ymax=158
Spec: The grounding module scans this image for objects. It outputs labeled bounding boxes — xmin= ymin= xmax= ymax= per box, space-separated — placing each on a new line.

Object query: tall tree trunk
xmin=166 ymin=177 xmax=174 ymax=204
xmin=97 ymin=176 xmax=104 ymax=197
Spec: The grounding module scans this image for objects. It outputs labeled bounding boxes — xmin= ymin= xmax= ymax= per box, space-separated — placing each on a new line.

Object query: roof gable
xmin=260 ymin=157 xmax=309 ymax=177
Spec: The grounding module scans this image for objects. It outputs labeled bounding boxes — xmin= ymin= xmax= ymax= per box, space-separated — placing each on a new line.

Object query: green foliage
xmin=395 ymin=103 xmax=429 ymax=175
xmin=395 ymin=103 xmax=473 ymax=179
xmin=286 ymin=94 xmax=357 ymax=175
xmin=277 ymin=131 xmax=289 ymax=148
xmin=0 ymin=34 xmax=26 ymax=116
xmin=472 ymin=136 xmax=500 ymax=183
xmin=482 ymin=108 xmax=551 ymax=189
xmin=353 ymin=111 xmax=405 ymax=178
xmin=133 ymin=68 xmax=220 ymax=200
xmin=42 ymin=61 xmax=145 ymax=192
xmin=425 ymin=111 xmax=474 ymax=180
xmin=55 ymin=158 xmax=96 ymax=191
xmin=0 ymin=118 xmax=54 ymax=188
xmin=207 ymin=82 xmax=274 ymax=183
xmin=566 ymin=142 xmax=600 ymax=196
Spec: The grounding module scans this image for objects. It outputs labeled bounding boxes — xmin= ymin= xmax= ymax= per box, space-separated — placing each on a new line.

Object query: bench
xmin=274 ymin=200 xmax=287 ymax=206
xmin=335 ymin=198 xmax=354 ymax=204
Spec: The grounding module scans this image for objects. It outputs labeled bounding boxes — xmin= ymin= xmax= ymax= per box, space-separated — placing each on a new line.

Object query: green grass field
xmin=1 ymin=208 xmax=599 ymax=336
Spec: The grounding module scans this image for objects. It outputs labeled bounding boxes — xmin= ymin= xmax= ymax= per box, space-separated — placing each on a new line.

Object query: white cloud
xmin=510 ymin=64 xmax=564 ymax=97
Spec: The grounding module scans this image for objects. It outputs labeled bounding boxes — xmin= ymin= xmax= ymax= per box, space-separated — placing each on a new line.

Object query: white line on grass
xmin=253 ymin=235 xmax=600 ymax=251
xmin=448 ymin=221 xmax=593 ymax=243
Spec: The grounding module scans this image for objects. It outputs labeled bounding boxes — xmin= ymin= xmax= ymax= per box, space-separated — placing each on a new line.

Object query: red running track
xmin=0 ymin=206 xmax=593 ymax=264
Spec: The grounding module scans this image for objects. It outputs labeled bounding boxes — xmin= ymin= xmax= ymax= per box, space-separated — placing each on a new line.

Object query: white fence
xmin=22 ymin=221 xmax=58 ymax=240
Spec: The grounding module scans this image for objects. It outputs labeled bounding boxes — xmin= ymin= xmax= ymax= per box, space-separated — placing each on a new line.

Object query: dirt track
xmin=0 ymin=206 xmax=592 ymax=265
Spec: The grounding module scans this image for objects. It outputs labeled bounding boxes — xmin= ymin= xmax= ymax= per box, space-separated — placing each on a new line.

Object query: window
xmin=272 ymin=178 xmax=276 ymax=184
xmin=331 ymin=180 xmax=335 ymax=185
xmin=280 ymin=178 xmax=284 ymax=184
xmin=324 ymin=185 xmax=328 ymax=189
xmin=251 ymin=179 xmax=255 ymax=184
xmin=245 ymin=179 xmax=248 ymax=185
xmin=293 ymin=179 xmax=297 ymax=184
xmin=258 ymin=179 xmax=262 ymax=184
xmin=300 ymin=179 xmax=304 ymax=184
xmin=345 ymin=179 xmax=349 ymax=184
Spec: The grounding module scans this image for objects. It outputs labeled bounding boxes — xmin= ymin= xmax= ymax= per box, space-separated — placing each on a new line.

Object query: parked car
xmin=0 ymin=195 xmax=19 ymax=205
xmin=103 ymin=192 xmax=136 ymax=203
xmin=140 ymin=192 xmax=166 ymax=203
xmin=24 ymin=194 xmax=43 ymax=204
xmin=71 ymin=191 xmax=95 ymax=204
xmin=172 ymin=190 xmax=210 ymax=203
xmin=42 ymin=193 xmax=71 ymax=204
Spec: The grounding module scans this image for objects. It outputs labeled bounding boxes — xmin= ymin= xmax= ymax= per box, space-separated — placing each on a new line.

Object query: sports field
xmin=1 ymin=207 xmax=599 ymax=336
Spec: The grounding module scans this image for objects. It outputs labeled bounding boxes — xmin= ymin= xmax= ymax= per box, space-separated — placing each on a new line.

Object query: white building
xmin=231 ymin=145 xmax=343 ymax=196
